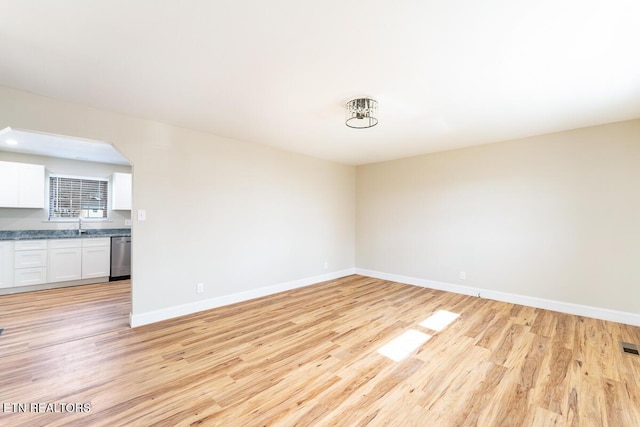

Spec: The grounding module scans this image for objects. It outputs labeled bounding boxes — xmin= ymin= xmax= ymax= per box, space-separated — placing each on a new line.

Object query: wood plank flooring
xmin=1 ymin=275 xmax=640 ymax=426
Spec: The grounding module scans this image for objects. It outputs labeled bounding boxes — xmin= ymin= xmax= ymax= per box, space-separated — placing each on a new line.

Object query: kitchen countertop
xmin=0 ymin=228 xmax=131 ymax=241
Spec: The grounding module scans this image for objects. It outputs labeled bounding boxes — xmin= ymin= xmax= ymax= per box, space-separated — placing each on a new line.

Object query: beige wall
xmin=0 ymin=86 xmax=356 ymax=315
xmin=356 ymin=119 xmax=640 ymax=314
xmin=0 ymin=151 xmax=132 ymax=230
xmin=3 ymin=84 xmax=638 ymax=320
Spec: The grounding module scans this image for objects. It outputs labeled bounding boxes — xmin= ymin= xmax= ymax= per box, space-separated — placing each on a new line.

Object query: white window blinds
xmin=49 ymin=176 xmax=109 ymax=219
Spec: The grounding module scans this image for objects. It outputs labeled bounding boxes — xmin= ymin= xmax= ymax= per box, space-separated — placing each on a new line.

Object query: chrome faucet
xmin=78 ymin=217 xmax=85 ymax=235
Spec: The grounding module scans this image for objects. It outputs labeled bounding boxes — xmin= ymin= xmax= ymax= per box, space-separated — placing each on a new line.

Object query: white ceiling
xmin=1 ymin=1 xmax=639 ymax=165
xmin=0 ymin=127 xmax=130 ymax=166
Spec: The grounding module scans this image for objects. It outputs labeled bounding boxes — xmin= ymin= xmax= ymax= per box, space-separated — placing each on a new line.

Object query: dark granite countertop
xmin=0 ymin=228 xmax=131 ymax=241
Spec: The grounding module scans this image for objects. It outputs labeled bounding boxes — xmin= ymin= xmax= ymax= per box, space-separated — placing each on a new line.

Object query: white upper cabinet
xmin=112 ymin=172 xmax=132 ymax=210
xmin=18 ymin=163 xmax=46 ymax=208
xmin=0 ymin=162 xmax=20 ymax=206
xmin=0 ymin=161 xmax=45 ymax=208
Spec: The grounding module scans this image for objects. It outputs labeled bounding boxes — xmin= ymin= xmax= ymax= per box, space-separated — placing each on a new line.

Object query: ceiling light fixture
xmin=345 ymin=98 xmax=378 ymax=129
xmin=5 ymin=139 xmax=18 ymax=146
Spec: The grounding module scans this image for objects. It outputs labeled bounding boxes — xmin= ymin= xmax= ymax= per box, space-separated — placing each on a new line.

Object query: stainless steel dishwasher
xmin=110 ymin=236 xmax=131 ymax=280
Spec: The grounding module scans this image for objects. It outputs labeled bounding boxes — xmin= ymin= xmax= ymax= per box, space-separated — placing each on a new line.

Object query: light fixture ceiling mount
xmin=345 ymin=98 xmax=378 ymax=129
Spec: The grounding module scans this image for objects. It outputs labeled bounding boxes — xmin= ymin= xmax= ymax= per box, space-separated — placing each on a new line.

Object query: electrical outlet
xmin=124 ymin=219 xmax=132 ymax=226
xmin=460 ymin=272 xmax=466 ymax=280
xmin=197 ymin=283 xmax=204 ymax=294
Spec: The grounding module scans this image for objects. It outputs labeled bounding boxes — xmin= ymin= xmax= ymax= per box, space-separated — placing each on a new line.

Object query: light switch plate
xmin=137 ymin=209 xmax=146 ymax=221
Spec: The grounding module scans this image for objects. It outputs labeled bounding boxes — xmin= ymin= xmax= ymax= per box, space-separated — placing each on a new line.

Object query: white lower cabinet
xmin=15 ymin=249 xmax=48 ymax=268
xmin=2 ymin=237 xmax=114 ymax=291
xmin=48 ymin=239 xmax=82 ymax=283
xmin=82 ymin=238 xmax=111 ymax=279
xmin=15 ymin=267 xmax=48 ymax=286
xmin=0 ymin=241 xmax=15 ymax=288
xmin=14 ymin=240 xmax=47 ymax=286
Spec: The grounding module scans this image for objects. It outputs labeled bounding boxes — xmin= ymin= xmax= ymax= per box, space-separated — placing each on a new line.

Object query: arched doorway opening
xmin=0 ymin=126 xmax=134 ymax=318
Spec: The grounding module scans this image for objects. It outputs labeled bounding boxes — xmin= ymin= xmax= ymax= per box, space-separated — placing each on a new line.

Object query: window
xmin=49 ymin=175 xmax=109 ymax=220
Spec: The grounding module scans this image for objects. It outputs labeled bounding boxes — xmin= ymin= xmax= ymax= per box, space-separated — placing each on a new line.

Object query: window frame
xmin=47 ymin=173 xmax=110 ymax=222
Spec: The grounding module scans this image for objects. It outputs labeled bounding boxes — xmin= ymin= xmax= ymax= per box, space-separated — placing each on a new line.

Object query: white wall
xmin=356 ymin=119 xmax=640 ymax=315
xmin=0 ymin=151 xmax=132 ymax=230
xmin=0 ymin=86 xmax=356 ymax=319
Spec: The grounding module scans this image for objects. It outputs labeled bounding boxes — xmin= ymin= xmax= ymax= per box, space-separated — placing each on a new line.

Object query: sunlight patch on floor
xmin=377 ymin=329 xmax=432 ymax=362
xmin=419 ymin=310 xmax=460 ymax=332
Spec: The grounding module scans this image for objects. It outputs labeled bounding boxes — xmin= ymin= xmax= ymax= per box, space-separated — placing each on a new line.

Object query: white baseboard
xmin=355 ymin=268 xmax=640 ymax=327
xmin=130 ymin=268 xmax=356 ymax=327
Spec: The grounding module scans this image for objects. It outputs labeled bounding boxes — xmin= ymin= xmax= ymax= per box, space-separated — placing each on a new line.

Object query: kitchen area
xmin=0 ymin=128 xmax=132 ymax=294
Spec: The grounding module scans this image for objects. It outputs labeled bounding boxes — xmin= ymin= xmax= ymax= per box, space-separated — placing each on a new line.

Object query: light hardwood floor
xmin=1 ymin=275 xmax=640 ymax=426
